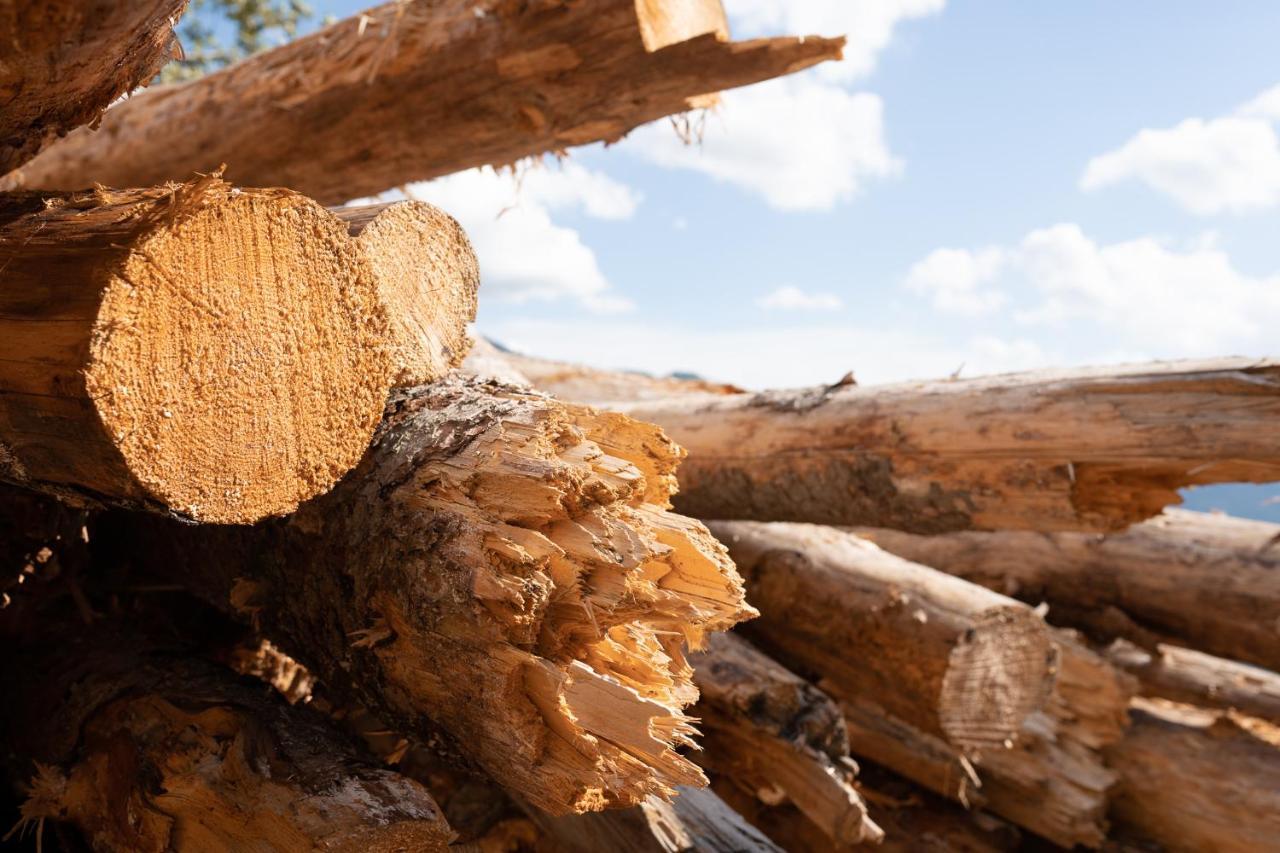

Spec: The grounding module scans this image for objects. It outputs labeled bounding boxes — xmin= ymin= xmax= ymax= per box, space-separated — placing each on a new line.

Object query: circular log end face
xmin=85 ymin=190 xmax=392 ymax=523
xmin=938 ymin=605 xmax=1056 ymax=753
xmin=359 ymin=202 xmax=479 ymax=387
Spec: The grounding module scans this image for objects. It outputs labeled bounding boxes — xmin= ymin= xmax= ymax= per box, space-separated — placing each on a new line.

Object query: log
xmin=705 ymin=521 xmax=1056 ymax=755
xmin=4 ymin=0 xmax=845 ymax=203
xmin=1105 ymin=640 xmax=1280 ymax=724
xmin=854 ymin=508 xmax=1280 ymax=670
xmin=94 ymin=377 xmax=755 ymax=815
xmin=623 ymin=358 xmax=1280 ymax=533
xmin=0 ymin=627 xmax=454 ymax=852
xmin=337 ymin=202 xmax=479 ymax=387
xmin=1106 ymin=698 xmax=1280 ymax=853
xmin=688 ymin=632 xmax=883 ymax=847
xmin=0 ymin=176 xmax=393 ymax=523
xmin=0 ymin=1 xmax=187 ymax=173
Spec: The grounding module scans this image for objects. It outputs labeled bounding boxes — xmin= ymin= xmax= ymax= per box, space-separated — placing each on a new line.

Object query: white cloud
xmin=1081 ymin=83 xmax=1280 ymax=215
xmin=905 ymin=246 xmax=1007 ymax=315
xmin=757 ymin=285 xmax=844 ymax=311
xmin=727 ymin=0 xmax=946 ymax=82
xmin=625 ymin=77 xmax=901 ymax=211
xmin=905 ymin=223 xmax=1280 ymax=358
xmin=361 ymin=165 xmax=638 ymax=313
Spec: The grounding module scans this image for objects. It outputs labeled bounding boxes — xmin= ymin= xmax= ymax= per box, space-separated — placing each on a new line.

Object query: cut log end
xmin=340 ymin=201 xmax=479 ymax=386
xmin=77 ymin=179 xmax=393 ymax=523
xmin=940 ymin=605 xmax=1057 ymax=753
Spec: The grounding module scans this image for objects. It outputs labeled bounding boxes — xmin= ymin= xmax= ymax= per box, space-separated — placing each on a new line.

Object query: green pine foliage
xmin=161 ymin=0 xmax=322 ymax=83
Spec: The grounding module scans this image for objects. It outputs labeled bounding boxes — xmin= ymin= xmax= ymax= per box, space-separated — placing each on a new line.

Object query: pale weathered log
xmin=1106 ymin=698 xmax=1280 ymax=853
xmin=337 ymin=202 xmax=478 ymax=387
xmin=688 ymin=632 xmax=883 ymax=847
xmin=96 ymin=377 xmax=755 ymax=815
xmin=525 ymin=785 xmax=782 ymax=853
xmin=1 ymin=628 xmax=453 ymax=852
xmin=0 ymin=1 xmax=186 ymax=172
xmin=706 ymin=521 xmax=1056 ymax=755
xmin=855 ymin=508 xmax=1280 ymax=670
xmin=624 ymin=359 xmax=1280 ymax=533
xmin=5 ymin=0 xmax=844 ymax=203
xmin=0 ymin=176 xmax=393 ymax=523
xmin=1105 ymin=640 xmax=1280 ymax=724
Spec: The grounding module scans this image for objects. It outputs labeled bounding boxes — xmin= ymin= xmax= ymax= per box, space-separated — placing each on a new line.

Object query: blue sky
xmin=313 ymin=0 xmax=1280 ymax=520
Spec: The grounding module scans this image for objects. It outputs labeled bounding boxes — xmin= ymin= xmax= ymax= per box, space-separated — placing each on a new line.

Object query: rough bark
xmin=525 ymin=785 xmax=782 ymax=853
xmin=95 ymin=377 xmax=755 ymax=815
xmin=337 ymin=202 xmax=478 ymax=387
xmin=0 ymin=176 xmax=392 ymax=523
xmin=622 ymin=358 xmax=1280 ymax=533
xmin=1106 ymin=698 xmax=1280 ymax=853
xmin=4 ymin=0 xmax=845 ymax=204
xmin=1105 ymin=640 xmax=1280 ymax=724
xmin=0 ymin=628 xmax=453 ymax=852
xmin=854 ymin=508 xmax=1280 ymax=671
xmin=706 ymin=521 xmax=1056 ymax=756
xmin=0 ymin=1 xmax=186 ymax=173
xmin=688 ymin=632 xmax=883 ymax=847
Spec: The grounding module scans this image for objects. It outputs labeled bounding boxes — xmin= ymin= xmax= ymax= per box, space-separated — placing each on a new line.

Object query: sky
xmin=313 ymin=0 xmax=1280 ymax=520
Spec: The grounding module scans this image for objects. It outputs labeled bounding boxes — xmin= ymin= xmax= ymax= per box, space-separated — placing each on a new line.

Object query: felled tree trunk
xmin=337 ymin=202 xmax=479 ymax=387
xmin=0 ymin=0 xmax=186 ymax=172
xmin=0 ymin=176 xmax=393 ymax=523
xmin=1106 ymin=698 xmax=1280 ymax=853
xmin=624 ymin=359 xmax=1280 ymax=533
xmin=5 ymin=0 xmax=844 ymax=203
xmin=0 ymin=628 xmax=454 ymax=852
xmin=96 ymin=377 xmax=755 ymax=815
xmin=855 ymin=508 xmax=1280 ymax=670
xmin=688 ymin=632 xmax=883 ymax=847
xmin=1105 ymin=641 xmax=1280 ymax=724
xmin=705 ymin=521 xmax=1056 ymax=756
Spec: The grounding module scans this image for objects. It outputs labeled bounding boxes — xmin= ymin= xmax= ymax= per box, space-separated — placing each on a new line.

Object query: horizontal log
xmin=624 ymin=358 xmax=1280 ymax=533
xmin=1106 ymin=698 xmax=1280 ymax=853
xmin=0 ymin=176 xmax=393 ymax=523
xmin=1105 ymin=641 xmax=1280 ymax=724
xmin=5 ymin=0 xmax=844 ymax=203
xmin=94 ymin=377 xmax=755 ymax=815
xmin=706 ymin=521 xmax=1056 ymax=754
xmin=688 ymin=632 xmax=882 ymax=847
xmin=855 ymin=508 xmax=1280 ymax=670
xmin=337 ymin=202 xmax=478 ymax=387
xmin=0 ymin=1 xmax=186 ymax=172
xmin=0 ymin=626 xmax=453 ymax=852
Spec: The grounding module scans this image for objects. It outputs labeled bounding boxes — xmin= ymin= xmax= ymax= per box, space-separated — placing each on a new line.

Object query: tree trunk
xmin=0 ymin=176 xmax=393 ymax=523
xmin=623 ymin=359 xmax=1280 ymax=533
xmin=1105 ymin=641 xmax=1280 ymax=724
xmin=4 ymin=0 xmax=844 ymax=204
xmin=705 ymin=521 xmax=1056 ymax=756
xmin=0 ymin=1 xmax=186 ymax=172
xmin=688 ymin=632 xmax=883 ymax=847
xmin=337 ymin=202 xmax=478 ymax=387
xmin=1106 ymin=698 xmax=1280 ymax=853
xmin=94 ymin=377 xmax=755 ymax=816
xmin=855 ymin=508 xmax=1280 ymax=671
xmin=0 ymin=627 xmax=453 ymax=852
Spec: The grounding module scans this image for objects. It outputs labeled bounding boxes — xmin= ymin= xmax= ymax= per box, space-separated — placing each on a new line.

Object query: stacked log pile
xmin=3 ymin=1 xmax=1280 ymax=851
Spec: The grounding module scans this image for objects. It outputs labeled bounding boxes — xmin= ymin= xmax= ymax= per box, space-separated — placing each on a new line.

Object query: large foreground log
xmin=97 ymin=377 xmax=754 ymax=815
xmin=706 ymin=521 xmax=1056 ymax=755
xmin=688 ymin=632 xmax=882 ymax=847
xmin=5 ymin=0 xmax=844 ymax=203
xmin=1 ymin=628 xmax=453 ymax=852
xmin=625 ymin=359 xmax=1280 ymax=533
xmin=0 ymin=176 xmax=393 ymax=523
xmin=337 ymin=202 xmax=479 ymax=387
xmin=1106 ymin=699 xmax=1280 ymax=853
xmin=0 ymin=1 xmax=186 ymax=172
xmin=855 ymin=508 xmax=1280 ymax=670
